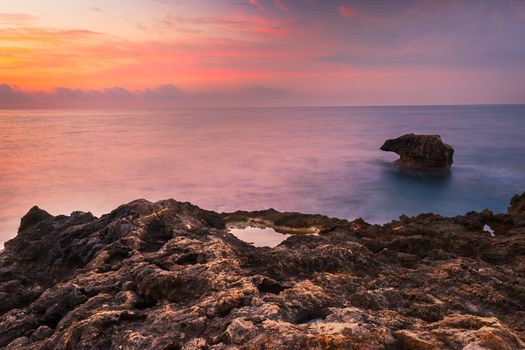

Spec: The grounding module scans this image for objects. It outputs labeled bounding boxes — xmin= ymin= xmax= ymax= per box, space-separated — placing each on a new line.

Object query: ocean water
xmin=1 ymin=105 xmax=524 ymax=247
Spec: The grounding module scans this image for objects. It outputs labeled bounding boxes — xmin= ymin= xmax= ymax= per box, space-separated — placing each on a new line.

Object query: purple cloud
xmin=0 ymin=84 xmax=291 ymax=109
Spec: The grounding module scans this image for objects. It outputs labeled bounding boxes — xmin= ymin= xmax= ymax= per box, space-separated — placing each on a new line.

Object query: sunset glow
xmin=1 ymin=2 xmax=525 ymax=346
xmin=1 ymin=0 xmax=525 ymax=107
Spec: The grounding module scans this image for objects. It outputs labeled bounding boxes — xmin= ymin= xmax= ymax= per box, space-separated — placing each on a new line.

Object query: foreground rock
xmin=1 ymin=193 xmax=525 ymax=349
xmin=381 ymin=133 xmax=455 ymax=170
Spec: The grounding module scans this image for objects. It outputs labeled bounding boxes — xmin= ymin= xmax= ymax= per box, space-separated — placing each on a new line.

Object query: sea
xmin=1 ymin=105 xmax=524 ymax=247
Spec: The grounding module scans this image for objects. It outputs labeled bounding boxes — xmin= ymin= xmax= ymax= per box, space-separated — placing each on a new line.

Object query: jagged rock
xmin=509 ymin=193 xmax=525 ymax=215
xmin=224 ymin=317 xmax=258 ymax=344
xmin=394 ymin=329 xmax=441 ymax=349
xmin=380 ymin=133 xmax=454 ymax=170
xmin=403 ymin=314 xmax=525 ymax=350
xmin=30 ymin=326 xmax=53 ymax=342
xmin=18 ymin=206 xmax=53 ymax=233
xmin=0 ymin=193 xmax=524 ymax=349
xmin=181 ymin=338 xmax=208 ymax=350
xmin=509 ymin=192 xmax=525 ymax=229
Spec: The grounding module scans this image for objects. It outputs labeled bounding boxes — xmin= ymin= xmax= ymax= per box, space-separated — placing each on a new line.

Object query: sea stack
xmin=380 ymin=133 xmax=454 ymax=170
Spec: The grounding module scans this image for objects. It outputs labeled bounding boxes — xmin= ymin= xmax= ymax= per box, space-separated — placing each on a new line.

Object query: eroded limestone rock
xmin=380 ymin=133 xmax=455 ymax=170
xmin=1 ymin=193 xmax=524 ymax=349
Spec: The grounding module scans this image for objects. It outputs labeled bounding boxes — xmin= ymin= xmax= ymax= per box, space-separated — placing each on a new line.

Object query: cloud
xmin=338 ymin=5 xmax=354 ymax=19
xmin=247 ymin=0 xmax=289 ymax=11
xmin=515 ymin=1 xmax=525 ymax=21
xmin=274 ymin=0 xmax=288 ymax=11
xmin=1 ymin=0 xmax=525 ymax=105
xmin=248 ymin=0 xmax=264 ymax=10
xmin=0 ymin=13 xmax=36 ymax=25
xmin=141 ymin=84 xmax=184 ymax=100
xmin=0 ymin=83 xmax=290 ymax=108
xmin=0 ymin=84 xmax=32 ymax=107
xmin=157 ymin=12 xmax=290 ymax=37
xmin=88 ymin=7 xmax=103 ymax=13
xmin=319 ymin=24 xmax=525 ymax=70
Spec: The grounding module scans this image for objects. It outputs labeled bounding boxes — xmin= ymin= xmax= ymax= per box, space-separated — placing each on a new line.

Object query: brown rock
xmin=30 ymin=326 xmax=53 ymax=342
xmin=380 ymin=133 xmax=454 ymax=169
xmin=0 ymin=193 xmax=524 ymax=349
xmin=394 ymin=330 xmax=441 ymax=350
xmin=224 ymin=317 xmax=258 ymax=344
xmin=182 ymin=338 xmax=208 ymax=350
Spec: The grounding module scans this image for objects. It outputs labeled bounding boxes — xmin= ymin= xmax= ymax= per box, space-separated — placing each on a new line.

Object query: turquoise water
xmin=1 ymin=105 xmax=524 ymax=246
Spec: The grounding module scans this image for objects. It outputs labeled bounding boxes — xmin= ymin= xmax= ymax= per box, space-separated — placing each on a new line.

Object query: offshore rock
xmin=0 ymin=194 xmax=524 ymax=349
xmin=380 ymin=133 xmax=455 ymax=170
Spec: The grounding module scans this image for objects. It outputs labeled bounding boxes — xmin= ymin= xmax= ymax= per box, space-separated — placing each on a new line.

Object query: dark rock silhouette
xmin=381 ymin=133 xmax=454 ymax=170
xmin=1 ymin=193 xmax=525 ymax=349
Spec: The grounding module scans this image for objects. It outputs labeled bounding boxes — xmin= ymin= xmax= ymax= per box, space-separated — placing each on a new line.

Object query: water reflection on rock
xmin=229 ymin=226 xmax=291 ymax=248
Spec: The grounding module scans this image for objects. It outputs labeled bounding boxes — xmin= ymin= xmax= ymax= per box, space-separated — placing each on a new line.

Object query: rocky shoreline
xmin=1 ymin=193 xmax=525 ymax=349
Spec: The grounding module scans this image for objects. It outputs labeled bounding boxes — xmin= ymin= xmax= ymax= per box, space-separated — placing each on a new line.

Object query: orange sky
xmin=1 ymin=0 xmax=525 ymax=107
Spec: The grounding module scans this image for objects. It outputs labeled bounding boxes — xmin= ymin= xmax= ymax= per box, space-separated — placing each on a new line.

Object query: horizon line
xmin=1 ymin=102 xmax=525 ymax=112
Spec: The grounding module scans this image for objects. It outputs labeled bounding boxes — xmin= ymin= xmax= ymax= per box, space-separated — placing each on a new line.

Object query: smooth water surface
xmin=229 ymin=227 xmax=291 ymax=248
xmin=1 ymin=105 xmax=524 ymax=246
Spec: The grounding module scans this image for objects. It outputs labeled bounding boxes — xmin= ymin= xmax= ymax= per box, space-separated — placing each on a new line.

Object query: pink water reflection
xmin=0 ymin=108 xmax=383 ymax=246
xmin=2 ymin=106 xmax=525 ymax=247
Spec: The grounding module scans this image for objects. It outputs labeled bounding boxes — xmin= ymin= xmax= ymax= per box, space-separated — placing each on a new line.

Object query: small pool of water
xmin=229 ymin=226 xmax=291 ymax=248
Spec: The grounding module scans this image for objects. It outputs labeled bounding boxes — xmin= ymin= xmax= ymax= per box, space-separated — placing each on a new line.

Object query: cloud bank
xmin=0 ymin=84 xmax=291 ymax=109
xmin=1 ymin=0 xmax=525 ymax=106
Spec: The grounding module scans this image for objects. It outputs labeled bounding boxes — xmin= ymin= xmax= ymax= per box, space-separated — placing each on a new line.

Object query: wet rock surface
xmin=0 ymin=194 xmax=524 ymax=349
xmin=381 ymin=134 xmax=455 ymax=170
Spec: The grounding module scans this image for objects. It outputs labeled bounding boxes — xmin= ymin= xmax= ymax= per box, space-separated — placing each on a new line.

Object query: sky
xmin=1 ymin=0 xmax=525 ymax=107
